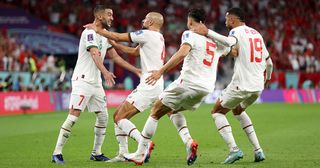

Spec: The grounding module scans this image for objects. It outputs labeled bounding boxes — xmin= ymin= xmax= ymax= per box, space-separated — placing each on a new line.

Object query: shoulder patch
xmin=182 ymin=32 xmax=190 ymax=40
xmin=134 ymin=30 xmax=143 ymax=35
xmin=87 ymin=34 xmax=94 ymax=41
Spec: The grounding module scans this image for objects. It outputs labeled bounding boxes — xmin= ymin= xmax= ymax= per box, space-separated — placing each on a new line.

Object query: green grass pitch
xmin=0 ymin=103 xmax=320 ymax=168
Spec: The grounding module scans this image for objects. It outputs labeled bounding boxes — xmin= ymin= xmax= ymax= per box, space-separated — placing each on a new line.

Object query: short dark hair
xmin=188 ymin=8 xmax=206 ymax=23
xmin=227 ymin=7 xmax=245 ymax=22
xmin=94 ymin=5 xmax=107 ymax=16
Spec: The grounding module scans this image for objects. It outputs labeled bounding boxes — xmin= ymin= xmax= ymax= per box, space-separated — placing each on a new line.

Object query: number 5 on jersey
xmin=203 ymin=41 xmax=216 ymax=67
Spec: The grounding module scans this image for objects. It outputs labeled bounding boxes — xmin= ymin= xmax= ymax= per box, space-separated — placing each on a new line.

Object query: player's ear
xmin=149 ymin=19 xmax=154 ymax=26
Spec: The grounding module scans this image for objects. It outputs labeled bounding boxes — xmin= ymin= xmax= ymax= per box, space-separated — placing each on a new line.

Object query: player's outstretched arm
xmin=265 ymin=57 xmax=273 ymax=87
xmin=109 ymin=40 xmax=140 ymax=56
xmin=192 ymin=23 xmax=237 ymax=47
xmin=107 ymin=48 xmax=141 ymax=77
xmin=84 ymin=23 xmax=131 ymax=42
xmin=89 ymin=47 xmax=116 ymax=87
xmin=145 ymin=44 xmax=191 ymax=85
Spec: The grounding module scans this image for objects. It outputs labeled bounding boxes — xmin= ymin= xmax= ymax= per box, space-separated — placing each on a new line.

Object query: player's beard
xmin=142 ymin=25 xmax=147 ymax=30
xmin=101 ymin=20 xmax=110 ymax=29
xmin=226 ymin=24 xmax=233 ymax=31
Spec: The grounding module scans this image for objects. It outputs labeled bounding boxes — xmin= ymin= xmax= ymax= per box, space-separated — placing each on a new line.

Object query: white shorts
xmin=160 ymin=79 xmax=209 ymax=111
xmin=69 ymin=80 xmax=107 ymax=112
xmin=126 ymin=73 xmax=164 ymax=112
xmin=219 ymin=84 xmax=261 ymax=109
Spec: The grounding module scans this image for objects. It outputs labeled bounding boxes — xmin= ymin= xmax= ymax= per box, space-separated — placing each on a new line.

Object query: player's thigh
xmin=69 ymin=81 xmax=93 ymax=111
xmin=150 ymin=99 xmax=173 ymax=119
xmin=180 ymin=89 xmax=208 ymax=111
xmin=87 ymin=86 xmax=107 ymax=113
xmin=114 ymin=101 xmax=140 ymax=122
xmin=160 ymin=81 xmax=188 ymax=111
xmin=240 ymin=91 xmax=261 ymax=109
xmin=219 ymin=87 xmax=244 ymax=110
xmin=126 ymin=86 xmax=162 ymax=112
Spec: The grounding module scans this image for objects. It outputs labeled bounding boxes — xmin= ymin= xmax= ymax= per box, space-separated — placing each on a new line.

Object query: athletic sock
xmin=92 ymin=111 xmax=108 ymax=155
xmin=136 ymin=116 xmax=158 ymax=154
xmin=235 ymin=111 xmax=261 ymax=152
xmin=212 ymin=113 xmax=239 ymax=152
xmin=53 ymin=114 xmax=78 ymax=155
xmin=170 ymin=112 xmax=192 ymax=145
xmin=117 ymin=119 xmax=141 ymax=142
xmin=114 ymin=123 xmax=128 ymax=154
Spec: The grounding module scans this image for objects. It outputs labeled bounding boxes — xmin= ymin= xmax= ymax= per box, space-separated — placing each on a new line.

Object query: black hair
xmin=94 ymin=5 xmax=107 ymax=16
xmin=227 ymin=7 xmax=245 ymax=22
xmin=188 ymin=8 xmax=206 ymax=23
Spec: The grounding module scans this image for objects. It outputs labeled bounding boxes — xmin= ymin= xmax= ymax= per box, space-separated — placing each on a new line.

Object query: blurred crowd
xmin=1 ymin=0 xmax=320 ymax=91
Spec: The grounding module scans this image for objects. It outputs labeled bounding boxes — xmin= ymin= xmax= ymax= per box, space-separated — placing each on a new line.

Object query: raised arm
xmin=192 ymin=23 xmax=237 ymax=47
xmin=107 ymin=48 xmax=141 ymax=77
xmin=84 ymin=23 xmax=131 ymax=42
xmin=89 ymin=47 xmax=115 ymax=86
xmin=109 ymin=40 xmax=140 ymax=56
xmin=145 ymin=44 xmax=191 ymax=85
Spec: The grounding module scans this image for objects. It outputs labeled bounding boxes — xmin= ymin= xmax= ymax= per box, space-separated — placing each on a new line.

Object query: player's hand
xmin=191 ymin=23 xmax=208 ymax=36
xmin=108 ymin=39 xmax=117 ymax=46
xmin=103 ymin=72 xmax=116 ymax=87
xmin=229 ymin=46 xmax=239 ymax=57
xmin=135 ymin=69 xmax=142 ymax=78
xmin=264 ymin=79 xmax=271 ymax=88
xmin=83 ymin=23 xmax=100 ymax=33
xmin=145 ymin=70 xmax=162 ymax=85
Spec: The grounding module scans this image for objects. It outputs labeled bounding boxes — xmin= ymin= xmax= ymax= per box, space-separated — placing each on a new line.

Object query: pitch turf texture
xmin=0 ymin=104 xmax=319 ymax=168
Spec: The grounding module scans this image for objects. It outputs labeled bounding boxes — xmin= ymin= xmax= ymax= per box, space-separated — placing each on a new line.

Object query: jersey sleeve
xmin=228 ymin=28 xmax=240 ymax=46
xmin=216 ymin=42 xmax=231 ymax=57
xmin=129 ymin=30 xmax=148 ymax=44
xmin=180 ymin=31 xmax=194 ymax=48
xmin=84 ymin=29 xmax=99 ymax=50
xmin=105 ymin=40 xmax=113 ymax=50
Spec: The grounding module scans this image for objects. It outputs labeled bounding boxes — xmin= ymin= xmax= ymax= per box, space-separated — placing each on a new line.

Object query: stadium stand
xmin=0 ymin=0 xmax=319 ymax=91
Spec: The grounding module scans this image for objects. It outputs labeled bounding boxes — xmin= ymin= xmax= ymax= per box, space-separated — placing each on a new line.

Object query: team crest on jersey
xmin=183 ymin=33 xmax=189 ymax=40
xmin=87 ymin=34 xmax=94 ymax=41
xmin=230 ymin=31 xmax=235 ymax=35
xmin=134 ymin=30 xmax=143 ymax=35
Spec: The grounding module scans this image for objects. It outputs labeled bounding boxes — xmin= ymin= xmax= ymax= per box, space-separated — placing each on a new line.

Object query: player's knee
xmin=232 ymin=105 xmax=244 ymax=115
xmin=96 ymin=111 xmax=108 ymax=127
xmin=69 ymin=108 xmax=81 ymax=117
xmin=114 ymin=110 xmax=127 ymax=123
xmin=212 ymin=103 xmax=229 ymax=114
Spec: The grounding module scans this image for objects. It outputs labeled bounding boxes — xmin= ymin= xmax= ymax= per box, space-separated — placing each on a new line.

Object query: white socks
xmin=235 ymin=111 xmax=261 ymax=152
xmin=170 ymin=112 xmax=192 ymax=145
xmin=114 ymin=123 xmax=128 ymax=154
xmin=92 ymin=111 xmax=108 ymax=155
xmin=212 ymin=113 xmax=239 ymax=152
xmin=117 ymin=119 xmax=142 ymax=142
xmin=137 ymin=116 xmax=158 ymax=154
xmin=53 ymin=114 xmax=78 ymax=155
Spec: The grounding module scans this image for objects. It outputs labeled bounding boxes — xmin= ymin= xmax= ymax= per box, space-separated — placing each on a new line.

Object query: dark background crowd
xmin=1 ymin=0 xmax=319 ymax=91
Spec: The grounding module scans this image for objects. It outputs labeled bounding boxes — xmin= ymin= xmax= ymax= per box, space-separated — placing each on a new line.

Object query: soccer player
xmin=123 ymin=8 xmax=232 ymax=165
xmin=51 ymin=5 xmax=140 ymax=164
xmin=193 ymin=7 xmax=273 ymax=164
xmin=84 ymin=12 xmax=194 ymax=163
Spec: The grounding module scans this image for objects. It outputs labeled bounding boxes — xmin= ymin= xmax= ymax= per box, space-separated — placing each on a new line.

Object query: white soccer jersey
xmin=180 ymin=30 xmax=230 ymax=93
xmin=72 ymin=28 xmax=112 ymax=84
xmin=129 ymin=30 xmax=165 ymax=74
xmin=229 ymin=25 xmax=269 ymax=91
